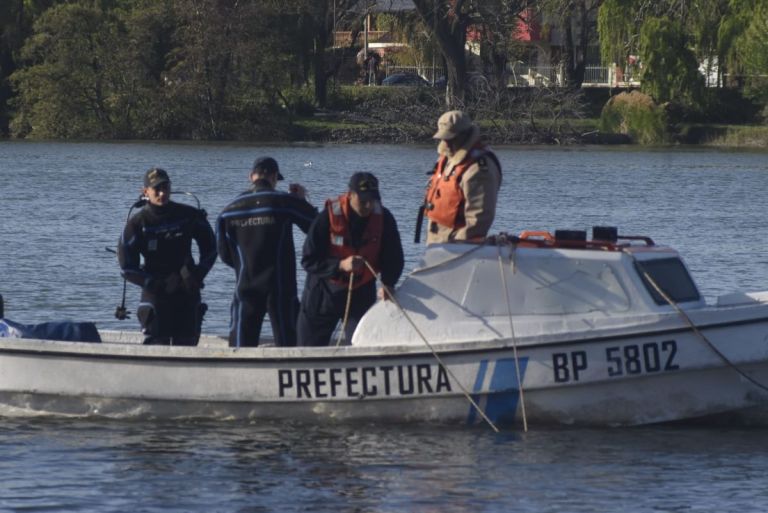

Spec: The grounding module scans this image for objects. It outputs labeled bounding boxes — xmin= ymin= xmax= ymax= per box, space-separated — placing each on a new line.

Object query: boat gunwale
xmin=1 ymin=313 xmax=768 ymax=363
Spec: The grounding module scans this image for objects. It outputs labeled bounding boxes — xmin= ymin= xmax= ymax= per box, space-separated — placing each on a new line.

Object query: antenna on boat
xmin=114 ymin=195 xmax=147 ymax=320
xmin=175 ymin=191 xmax=204 ymax=214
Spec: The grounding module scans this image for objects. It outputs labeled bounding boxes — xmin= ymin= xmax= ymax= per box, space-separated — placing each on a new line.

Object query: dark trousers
xmin=229 ymin=290 xmax=299 ymax=347
xmin=297 ymin=280 xmax=376 ymax=347
xmin=138 ymin=289 xmax=204 ymax=346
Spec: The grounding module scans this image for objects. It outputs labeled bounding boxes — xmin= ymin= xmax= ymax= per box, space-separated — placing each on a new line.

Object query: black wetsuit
xmin=297 ymin=205 xmax=404 ymax=347
xmin=216 ymin=180 xmax=317 ymax=347
xmin=118 ymin=201 xmax=216 ymax=345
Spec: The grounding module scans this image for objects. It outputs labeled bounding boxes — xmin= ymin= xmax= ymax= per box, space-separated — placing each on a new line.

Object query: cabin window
xmin=459 ymin=256 xmax=631 ymax=315
xmin=635 ymin=258 xmax=700 ymax=305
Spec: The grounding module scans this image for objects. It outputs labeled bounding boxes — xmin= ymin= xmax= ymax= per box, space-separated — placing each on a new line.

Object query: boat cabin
xmin=353 ymin=228 xmax=706 ymax=347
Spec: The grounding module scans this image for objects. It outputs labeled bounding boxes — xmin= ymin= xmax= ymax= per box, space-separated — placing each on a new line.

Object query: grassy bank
xmin=679 ymin=124 xmax=768 ymax=148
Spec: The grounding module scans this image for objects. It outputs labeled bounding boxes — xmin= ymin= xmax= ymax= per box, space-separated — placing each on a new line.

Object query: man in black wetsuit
xmin=118 ymin=168 xmax=217 ymax=346
xmin=216 ymin=157 xmax=317 ymax=347
xmin=297 ymin=172 xmax=404 ymax=346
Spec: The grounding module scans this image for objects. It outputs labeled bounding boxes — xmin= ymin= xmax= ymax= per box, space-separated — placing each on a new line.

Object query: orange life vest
xmin=327 ymin=193 xmax=383 ymax=289
xmin=424 ymin=142 xmax=495 ymax=229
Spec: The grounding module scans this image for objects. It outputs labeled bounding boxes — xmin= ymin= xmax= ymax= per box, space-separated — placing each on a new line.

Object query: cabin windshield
xmin=459 ymin=254 xmax=631 ymax=316
xmin=635 ymin=257 xmax=700 ymax=305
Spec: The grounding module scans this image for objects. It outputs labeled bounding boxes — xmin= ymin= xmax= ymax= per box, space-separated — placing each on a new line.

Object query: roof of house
xmin=374 ymin=0 xmax=415 ymax=10
xmin=354 ymin=0 xmax=414 ymax=12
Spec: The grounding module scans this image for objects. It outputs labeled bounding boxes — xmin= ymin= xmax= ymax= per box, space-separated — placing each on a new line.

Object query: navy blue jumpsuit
xmin=216 ymin=180 xmax=317 ymax=347
xmin=119 ymin=201 xmax=217 ymax=345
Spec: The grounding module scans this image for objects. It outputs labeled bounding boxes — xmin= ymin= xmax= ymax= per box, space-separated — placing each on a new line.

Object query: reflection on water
xmin=2 ymin=418 xmax=768 ymax=512
xmin=2 ymin=142 xmax=768 ymax=511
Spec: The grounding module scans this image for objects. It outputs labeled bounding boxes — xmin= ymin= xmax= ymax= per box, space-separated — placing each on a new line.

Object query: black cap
xmin=348 ymin=172 xmax=380 ymax=201
xmin=252 ymin=157 xmax=284 ymax=180
xmin=144 ymin=168 xmax=170 ymax=188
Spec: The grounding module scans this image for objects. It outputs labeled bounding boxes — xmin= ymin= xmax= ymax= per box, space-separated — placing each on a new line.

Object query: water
xmin=1 ymin=141 xmax=768 ymax=511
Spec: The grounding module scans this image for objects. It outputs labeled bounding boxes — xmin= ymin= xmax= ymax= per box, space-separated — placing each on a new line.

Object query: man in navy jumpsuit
xmin=119 ymin=168 xmax=217 ymax=345
xmin=217 ymin=157 xmax=317 ymax=347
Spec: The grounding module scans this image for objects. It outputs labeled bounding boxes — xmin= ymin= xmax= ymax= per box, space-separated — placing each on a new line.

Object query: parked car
xmin=381 ymin=72 xmax=430 ymax=87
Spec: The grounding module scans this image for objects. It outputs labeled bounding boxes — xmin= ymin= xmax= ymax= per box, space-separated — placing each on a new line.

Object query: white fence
xmin=507 ymin=63 xmax=641 ymax=88
xmin=383 ymin=63 xmax=642 ymax=88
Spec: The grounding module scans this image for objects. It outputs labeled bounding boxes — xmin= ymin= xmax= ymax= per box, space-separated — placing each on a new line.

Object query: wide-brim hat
xmin=433 ymin=110 xmax=474 ymax=140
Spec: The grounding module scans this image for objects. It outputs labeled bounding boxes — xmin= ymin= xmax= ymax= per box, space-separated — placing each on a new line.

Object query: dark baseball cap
xmin=252 ymin=156 xmax=284 ymax=180
xmin=144 ymin=168 xmax=170 ymax=188
xmin=348 ymin=172 xmax=381 ymax=201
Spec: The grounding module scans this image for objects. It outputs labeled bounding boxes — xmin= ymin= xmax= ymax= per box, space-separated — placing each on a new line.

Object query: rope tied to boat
xmin=336 ymin=272 xmax=355 ymax=347
xmin=624 ymin=249 xmax=768 ymax=395
xmin=496 ymin=235 xmax=529 ymax=432
xmin=358 ymin=258 xmax=500 ymax=433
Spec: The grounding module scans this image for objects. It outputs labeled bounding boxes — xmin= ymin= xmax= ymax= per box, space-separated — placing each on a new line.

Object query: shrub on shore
xmin=599 ymin=91 xmax=669 ymax=144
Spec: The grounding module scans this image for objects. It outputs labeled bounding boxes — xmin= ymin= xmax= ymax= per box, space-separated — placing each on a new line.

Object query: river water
xmin=1 ymin=141 xmax=768 ymax=511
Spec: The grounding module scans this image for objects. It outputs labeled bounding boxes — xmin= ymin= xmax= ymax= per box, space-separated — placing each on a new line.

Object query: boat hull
xmin=2 ymin=317 xmax=768 ymax=426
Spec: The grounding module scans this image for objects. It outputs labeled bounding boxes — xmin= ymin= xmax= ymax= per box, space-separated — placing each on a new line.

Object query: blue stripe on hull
xmin=467 ymin=357 xmax=529 ymax=426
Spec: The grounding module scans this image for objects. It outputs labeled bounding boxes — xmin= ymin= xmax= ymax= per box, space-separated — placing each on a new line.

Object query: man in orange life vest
xmin=297 ymin=172 xmax=404 ymax=346
xmin=422 ymin=110 xmax=502 ymax=244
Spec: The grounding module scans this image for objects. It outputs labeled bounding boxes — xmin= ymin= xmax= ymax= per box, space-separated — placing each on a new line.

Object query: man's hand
xmin=378 ymin=285 xmax=394 ymax=301
xmin=339 ymin=255 xmax=364 ymax=273
xmin=289 ymin=183 xmax=308 ymax=200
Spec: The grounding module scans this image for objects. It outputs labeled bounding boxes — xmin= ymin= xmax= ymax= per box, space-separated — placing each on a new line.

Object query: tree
xmin=638 ymin=17 xmax=703 ymax=106
xmin=686 ymin=0 xmax=730 ymax=86
xmin=409 ymin=0 xmax=531 ymax=105
xmin=0 ymin=0 xmax=61 ymax=136
xmin=475 ymin=0 xmax=530 ymax=91
xmin=598 ymin=0 xmax=698 ymax=69
xmin=10 ymin=2 xmax=124 ymax=137
xmin=539 ymin=0 xmax=600 ymax=89
xmin=410 ymin=0 xmax=472 ymax=104
xmin=735 ymin=0 xmax=768 ymax=98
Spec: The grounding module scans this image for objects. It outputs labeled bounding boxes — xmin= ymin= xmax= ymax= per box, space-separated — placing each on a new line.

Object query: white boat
xmin=2 ymin=227 xmax=768 ymax=428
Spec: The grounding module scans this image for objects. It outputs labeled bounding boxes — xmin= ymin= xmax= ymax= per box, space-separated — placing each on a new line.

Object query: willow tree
xmin=598 ymin=0 xmax=723 ymax=71
xmin=718 ymin=0 xmax=767 ymax=91
xmin=638 ymin=17 xmax=703 ymax=105
xmin=732 ymin=0 xmax=768 ymax=96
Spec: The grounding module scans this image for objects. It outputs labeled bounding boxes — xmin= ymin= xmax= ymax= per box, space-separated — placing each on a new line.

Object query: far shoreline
xmin=2 ymin=123 xmax=766 ymax=150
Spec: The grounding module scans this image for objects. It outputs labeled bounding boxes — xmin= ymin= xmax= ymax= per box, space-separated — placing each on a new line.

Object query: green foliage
xmin=10 ymin=3 xmax=123 ymax=138
xmin=638 ymin=17 xmax=704 ymax=107
xmin=599 ymin=90 xmax=669 ymax=144
xmin=597 ymin=0 xmax=635 ymax=66
xmin=733 ymin=0 xmax=768 ymax=99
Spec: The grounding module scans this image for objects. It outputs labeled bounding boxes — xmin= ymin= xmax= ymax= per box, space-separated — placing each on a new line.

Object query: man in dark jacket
xmin=217 ymin=157 xmax=317 ymax=347
xmin=118 ymin=168 xmax=217 ymax=345
xmin=297 ymin=172 xmax=404 ymax=346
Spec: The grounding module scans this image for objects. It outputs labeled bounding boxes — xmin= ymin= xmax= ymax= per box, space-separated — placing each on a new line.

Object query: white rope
xmin=410 ymin=241 xmax=489 ymax=275
xmin=336 ymin=272 xmax=355 ymax=347
xmin=625 ymin=249 xmax=768 ymax=394
xmin=497 ymin=239 xmax=528 ymax=432
xmin=362 ymin=259 xmax=500 ymax=433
